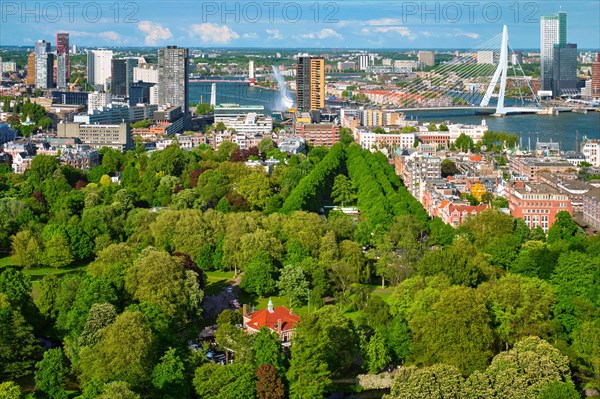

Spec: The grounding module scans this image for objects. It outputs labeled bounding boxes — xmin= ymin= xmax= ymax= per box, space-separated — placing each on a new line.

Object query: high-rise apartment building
xmin=26 ymin=53 xmax=36 ymax=85
xmin=87 ymin=49 xmax=113 ymax=86
xmin=540 ymin=11 xmax=567 ymax=92
xmin=34 ymin=40 xmax=54 ymax=89
xmin=418 ymin=51 xmax=435 ymax=67
xmin=553 ymin=43 xmax=578 ymax=96
xmin=55 ymin=32 xmax=70 ymax=89
xmin=358 ymin=54 xmax=370 ymax=71
xmin=592 ymin=54 xmax=600 ymax=99
xmin=158 ymin=46 xmax=189 ymax=113
xmin=296 ymin=55 xmax=325 ymax=112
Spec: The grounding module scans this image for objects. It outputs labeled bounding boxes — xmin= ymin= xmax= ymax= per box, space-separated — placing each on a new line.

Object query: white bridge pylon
xmin=480 ymin=25 xmax=541 ymax=115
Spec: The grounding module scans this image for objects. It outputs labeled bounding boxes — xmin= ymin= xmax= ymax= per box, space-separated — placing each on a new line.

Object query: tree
xmin=277 ymin=264 xmax=310 ymax=307
xmin=538 ymin=381 xmax=580 ymax=399
xmin=386 ymin=364 xmax=464 ymax=399
xmin=97 ymin=381 xmax=140 ymax=399
xmin=151 ymin=348 xmax=188 ymax=398
xmin=253 ymin=327 xmax=286 ymax=375
xmin=79 ymin=311 xmax=155 ymax=388
xmin=440 ymin=159 xmax=459 ymax=177
xmin=28 ymin=154 xmax=59 ymax=186
xmin=78 ymin=303 xmax=117 ymax=347
xmin=256 ymin=364 xmax=285 ymax=399
xmin=492 ymin=196 xmax=509 ymax=208
xmin=454 ymin=133 xmax=474 ymax=151
xmin=11 ymin=229 xmax=43 ymax=268
xmin=547 ymin=211 xmax=584 ymax=244
xmin=0 ymin=298 xmax=41 ymax=380
xmin=194 ymin=363 xmax=256 ymax=399
xmin=196 ymin=103 xmax=214 ymax=115
xmin=237 ymin=172 xmax=273 ymax=210
xmin=240 ymin=253 xmax=278 ymax=297
xmin=366 ymin=330 xmax=391 ymax=374
xmin=572 ymin=321 xmax=600 ymax=386
xmin=35 ymin=348 xmax=68 ymax=399
xmin=43 ymin=233 xmax=73 ymax=268
xmin=258 ymin=138 xmax=276 ymax=156
xmin=408 ymin=285 xmax=494 ymax=375
xmin=125 ymin=249 xmax=189 ymax=318
xmin=331 ymin=174 xmax=356 ymax=207
xmin=0 ymin=381 xmax=22 ymax=399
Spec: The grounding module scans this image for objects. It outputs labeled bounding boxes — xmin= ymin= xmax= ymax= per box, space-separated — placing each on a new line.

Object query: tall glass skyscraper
xmin=540 ymin=12 xmax=567 ymax=92
xmin=34 ymin=40 xmax=54 ymax=89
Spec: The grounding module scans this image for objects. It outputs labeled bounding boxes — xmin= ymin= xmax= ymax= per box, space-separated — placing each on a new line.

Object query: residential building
xmin=538 ymin=172 xmax=591 ymax=212
xmin=440 ymin=202 xmax=490 ymax=227
xmin=395 ymin=148 xmax=442 ymax=198
xmin=540 ymin=11 xmax=567 ymax=92
xmin=477 ymin=50 xmax=495 ymax=64
xmin=74 ymin=103 xmax=157 ymax=125
xmin=57 ymin=122 xmax=132 ymax=152
xmin=582 ymin=137 xmax=600 ymax=166
xmin=337 ymin=61 xmax=356 ymax=71
xmin=295 ymin=123 xmax=339 ymax=147
xmin=55 ymin=32 xmax=70 ymax=89
xmin=158 ymin=46 xmax=189 ymax=113
xmin=220 ymin=113 xmax=273 ymax=138
xmin=242 ymin=300 xmax=300 ymax=347
xmin=583 ymin=186 xmax=600 ymax=231
xmin=505 ymin=181 xmax=572 ymax=232
xmin=509 ymin=157 xmax=575 ymax=180
xmin=418 ymin=51 xmax=435 ymax=67
xmin=358 ymin=54 xmax=370 ymax=70
xmin=35 ymin=40 xmax=54 ymax=89
xmin=87 ymin=49 xmax=113 ymax=87
xmin=592 ymin=54 xmax=600 ymax=99
xmin=26 ymin=52 xmax=36 ymax=85
xmin=296 ymin=56 xmax=325 ymax=112
xmin=133 ymin=63 xmax=159 ymax=84
xmin=354 ymin=128 xmax=414 ymax=152
xmin=59 ymin=148 xmax=100 ymax=170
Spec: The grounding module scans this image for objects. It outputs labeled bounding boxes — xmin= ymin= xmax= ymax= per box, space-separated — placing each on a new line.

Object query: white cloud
xmin=138 ymin=21 xmax=173 ymax=45
xmin=98 ymin=31 xmax=121 ymax=41
xmin=300 ymin=28 xmax=343 ymax=40
xmin=362 ymin=25 xmax=415 ymax=39
xmin=242 ymin=32 xmax=258 ymax=39
xmin=367 ymin=18 xmax=400 ymax=26
xmin=455 ymin=32 xmax=480 ymax=39
xmin=189 ymin=23 xmax=239 ymax=45
xmin=266 ymin=29 xmax=283 ymax=40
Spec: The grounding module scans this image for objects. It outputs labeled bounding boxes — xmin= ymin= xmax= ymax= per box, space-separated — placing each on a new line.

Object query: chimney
xmin=277 ymin=318 xmax=282 ymax=335
xmin=243 ymin=304 xmax=247 ymax=317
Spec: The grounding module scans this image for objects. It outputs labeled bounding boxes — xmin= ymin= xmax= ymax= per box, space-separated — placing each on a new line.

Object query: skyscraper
xmin=34 ymin=40 xmax=54 ymax=89
xmin=111 ymin=58 xmax=139 ymax=98
xmin=553 ymin=43 xmax=578 ymax=96
xmin=418 ymin=51 xmax=435 ymax=67
xmin=158 ymin=46 xmax=189 ymax=113
xmin=26 ymin=52 xmax=36 ymax=85
xmin=592 ymin=54 xmax=600 ymax=99
xmin=540 ymin=11 xmax=567 ymax=92
xmin=296 ymin=55 xmax=325 ymax=112
xmin=87 ymin=49 xmax=113 ymax=87
xmin=56 ymin=32 xmax=70 ymax=89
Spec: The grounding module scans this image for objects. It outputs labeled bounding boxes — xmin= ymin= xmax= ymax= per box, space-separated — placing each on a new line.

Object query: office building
xmin=111 ymin=58 xmax=139 ymax=98
xmin=158 ymin=46 xmax=189 ymax=113
xmin=35 ymin=40 xmax=54 ymax=89
xmin=418 ymin=51 xmax=435 ymax=67
xmin=88 ymin=92 xmax=112 ymax=112
xmin=214 ymin=104 xmax=265 ymax=123
xmin=295 ymin=123 xmax=339 ymax=147
xmin=592 ymin=54 xmax=600 ymax=99
xmin=296 ymin=55 xmax=325 ymax=112
xmin=51 ymin=91 xmax=89 ymax=105
xmin=55 ymin=32 xmax=70 ymax=89
xmin=57 ymin=122 xmax=132 ymax=152
xmin=87 ymin=49 xmax=113 ymax=86
xmin=26 ymin=53 xmax=36 ymax=85
xmin=552 ymin=43 xmax=578 ymax=96
xmin=129 ymin=82 xmax=155 ymax=105
xmin=540 ymin=11 xmax=567 ymax=92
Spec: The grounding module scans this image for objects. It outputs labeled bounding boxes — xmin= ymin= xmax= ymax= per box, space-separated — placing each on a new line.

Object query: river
xmin=190 ymin=82 xmax=600 ymax=152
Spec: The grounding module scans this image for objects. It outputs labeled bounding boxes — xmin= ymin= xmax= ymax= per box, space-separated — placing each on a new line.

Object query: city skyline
xmin=1 ymin=1 xmax=599 ymax=49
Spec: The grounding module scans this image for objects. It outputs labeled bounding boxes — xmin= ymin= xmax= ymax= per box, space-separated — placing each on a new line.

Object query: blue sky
xmin=1 ymin=1 xmax=598 ymax=49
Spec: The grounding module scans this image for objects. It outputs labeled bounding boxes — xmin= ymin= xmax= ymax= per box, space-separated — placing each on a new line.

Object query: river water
xmin=190 ymin=82 xmax=600 ymax=151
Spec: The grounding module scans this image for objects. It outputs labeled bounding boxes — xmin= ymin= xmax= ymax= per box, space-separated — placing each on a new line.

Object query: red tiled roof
xmin=245 ymin=306 xmax=300 ymax=332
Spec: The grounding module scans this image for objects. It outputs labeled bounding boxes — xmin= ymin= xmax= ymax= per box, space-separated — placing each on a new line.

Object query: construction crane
xmin=68 ymin=76 xmax=80 ymax=92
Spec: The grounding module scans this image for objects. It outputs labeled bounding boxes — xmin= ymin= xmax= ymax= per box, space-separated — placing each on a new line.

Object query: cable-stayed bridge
xmin=382 ymin=25 xmax=541 ymax=116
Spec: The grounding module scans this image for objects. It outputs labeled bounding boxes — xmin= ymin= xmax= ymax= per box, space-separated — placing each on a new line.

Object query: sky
xmin=0 ymin=0 xmax=599 ymax=49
